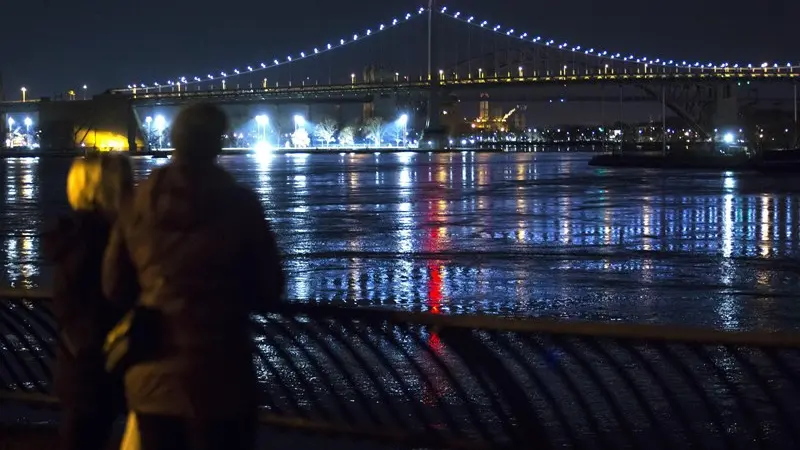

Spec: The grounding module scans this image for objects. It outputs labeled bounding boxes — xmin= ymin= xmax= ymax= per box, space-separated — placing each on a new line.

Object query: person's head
xmin=66 ymin=153 xmax=134 ymax=220
xmin=170 ymin=103 xmax=229 ymax=163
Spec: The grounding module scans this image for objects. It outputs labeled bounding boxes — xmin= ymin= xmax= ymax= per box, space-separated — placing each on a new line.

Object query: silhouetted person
xmin=42 ymin=154 xmax=134 ymax=450
xmin=103 ymin=103 xmax=285 ymax=450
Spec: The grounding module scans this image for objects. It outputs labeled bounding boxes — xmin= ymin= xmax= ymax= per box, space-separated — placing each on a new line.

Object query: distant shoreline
xmin=0 ymin=146 xmax=608 ymax=158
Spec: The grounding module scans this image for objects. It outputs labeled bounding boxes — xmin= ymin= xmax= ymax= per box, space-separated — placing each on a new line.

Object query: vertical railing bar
xmin=689 ymin=345 xmax=765 ymax=449
xmin=403 ymin=324 xmax=500 ymax=445
xmin=491 ymin=332 xmax=579 ymax=449
xmin=1 ymin=302 xmax=54 ymax=373
xmin=761 ymin=348 xmax=800 ymax=395
xmin=0 ymin=326 xmax=34 ymax=392
xmin=438 ymin=328 xmax=522 ymax=446
xmin=657 ymin=342 xmax=736 ymax=450
xmin=616 ymin=340 xmax=702 ymax=448
xmin=286 ymin=315 xmax=393 ymax=428
xmin=378 ymin=323 xmax=492 ymax=444
xmin=251 ymin=316 xmax=306 ymax=417
xmin=269 ymin=317 xmax=360 ymax=425
xmin=323 ymin=320 xmax=419 ymax=433
xmin=348 ymin=321 xmax=448 ymax=440
xmin=582 ymin=338 xmax=674 ymax=450
xmin=531 ymin=335 xmax=611 ymax=449
xmin=0 ymin=311 xmax=50 ymax=392
xmin=561 ymin=336 xmax=643 ymax=450
xmin=728 ymin=346 xmax=800 ymax=447
xmin=7 ymin=299 xmax=57 ymax=360
xmin=259 ymin=318 xmax=340 ymax=423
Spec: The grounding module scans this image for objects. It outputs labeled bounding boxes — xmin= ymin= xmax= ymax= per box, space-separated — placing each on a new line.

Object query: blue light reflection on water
xmin=2 ymin=152 xmax=800 ymax=331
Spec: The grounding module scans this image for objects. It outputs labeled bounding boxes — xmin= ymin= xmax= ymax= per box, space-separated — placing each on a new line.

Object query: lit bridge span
xmin=111 ymin=4 xmax=799 ymax=96
xmin=1 ymin=1 xmax=797 ymax=149
xmin=97 ymin=1 xmax=798 ymax=142
xmin=116 ymin=72 xmax=799 ymax=105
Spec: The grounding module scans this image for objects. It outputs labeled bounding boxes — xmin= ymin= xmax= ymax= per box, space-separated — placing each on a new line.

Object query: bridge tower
xmin=479 ymin=93 xmax=490 ymax=121
xmin=421 ymin=0 xmax=447 ymax=148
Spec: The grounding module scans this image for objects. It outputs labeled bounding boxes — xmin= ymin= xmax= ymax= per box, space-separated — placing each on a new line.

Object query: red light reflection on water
xmin=420 ymin=211 xmax=447 ymax=407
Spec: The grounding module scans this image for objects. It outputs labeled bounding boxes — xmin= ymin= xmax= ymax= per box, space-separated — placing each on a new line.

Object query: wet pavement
xmin=2 ymin=150 xmax=800 ymax=331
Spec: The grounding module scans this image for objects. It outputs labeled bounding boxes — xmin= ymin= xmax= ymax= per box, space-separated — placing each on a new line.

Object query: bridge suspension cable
xmin=436 ymin=5 xmax=799 ymax=75
xmin=122 ymin=7 xmax=429 ymax=92
xmin=121 ymin=3 xmax=800 ymax=93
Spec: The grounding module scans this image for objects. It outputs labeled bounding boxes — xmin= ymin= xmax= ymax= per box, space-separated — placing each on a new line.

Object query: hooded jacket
xmin=102 ymin=161 xmax=285 ymax=418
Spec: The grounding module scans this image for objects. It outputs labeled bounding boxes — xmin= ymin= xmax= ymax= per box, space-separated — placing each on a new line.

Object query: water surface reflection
xmin=3 ymin=153 xmax=800 ymax=331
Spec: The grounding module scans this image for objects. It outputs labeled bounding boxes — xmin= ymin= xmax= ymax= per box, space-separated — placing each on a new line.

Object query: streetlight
xmin=144 ymin=116 xmax=153 ymax=147
xmin=397 ymin=114 xmax=409 ymax=147
xmin=20 ymin=87 xmax=27 ymax=102
xmin=7 ymin=117 xmax=14 ymax=128
xmin=153 ymin=115 xmax=167 ymax=149
xmin=82 ymin=85 xmax=87 ymax=100
xmin=351 ymin=73 xmax=356 ymax=85
xmin=518 ymin=66 xmax=524 ymax=78
xmin=293 ymin=114 xmax=305 ymax=131
xmin=255 ymin=114 xmax=269 ymax=141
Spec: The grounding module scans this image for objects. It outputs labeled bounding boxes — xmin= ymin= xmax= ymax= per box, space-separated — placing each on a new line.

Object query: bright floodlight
xmin=293 ymin=115 xmax=305 ymax=127
xmin=145 ymin=116 xmax=153 ymax=124
xmin=154 ymin=115 xmax=167 ymax=131
xmin=723 ymin=133 xmax=735 ymax=144
xmin=397 ymin=114 xmax=408 ymax=125
xmin=23 ymin=117 xmax=32 ymax=127
xmin=254 ymin=140 xmax=271 ymax=153
xmin=7 ymin=117 xmax=14 ymax=127
xmin=255 ymin=115 xmax=269 ymax=126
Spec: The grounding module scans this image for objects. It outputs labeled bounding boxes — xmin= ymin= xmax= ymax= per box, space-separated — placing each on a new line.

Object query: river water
xmin=3 ymin=151 xmax=800 ymax=331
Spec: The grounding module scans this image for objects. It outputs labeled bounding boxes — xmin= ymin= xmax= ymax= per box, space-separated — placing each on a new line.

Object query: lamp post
xmin=397 ymin=114 xmax=409 ymax=147
xmin=82 ymin=85 xmax=87 ymax=100
xmin=293 ymin=114 xmax=305 ymax=131
xmin=255 ymin=115 xmax=269 ymax=142
xmin=144 ymin=116 xmax=153 ymax=148
xmin=20 ymin=87 xmax=27 ymax=103
xmin=153 ymin=115 xmax=167 ymax=150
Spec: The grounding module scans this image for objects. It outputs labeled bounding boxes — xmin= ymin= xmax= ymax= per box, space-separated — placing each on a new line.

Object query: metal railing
xmin=1 ymin=291 xmax=799 ymax=449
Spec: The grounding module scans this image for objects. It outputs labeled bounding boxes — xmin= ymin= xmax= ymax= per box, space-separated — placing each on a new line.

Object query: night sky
xmin=2 ymin=0 xmax=797 ymax=100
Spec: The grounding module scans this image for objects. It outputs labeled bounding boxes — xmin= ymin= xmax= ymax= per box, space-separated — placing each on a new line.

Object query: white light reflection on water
xmin=4 ymin=154 xmax=800 ymax=331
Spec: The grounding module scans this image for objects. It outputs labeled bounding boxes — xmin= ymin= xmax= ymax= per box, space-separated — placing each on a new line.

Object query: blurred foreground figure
xmin=103 ymin=103 xmax=285 ymax=450
xmin=43 ymin=154 xmax=134 ymax=450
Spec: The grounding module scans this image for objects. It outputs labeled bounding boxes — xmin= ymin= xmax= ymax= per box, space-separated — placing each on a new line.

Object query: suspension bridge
xmin=1 ymin=1 xmax=798 ymax=150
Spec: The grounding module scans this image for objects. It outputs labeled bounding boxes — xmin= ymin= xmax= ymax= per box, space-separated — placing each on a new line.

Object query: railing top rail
xmin=3 ymin=287 xmax=799 ymax=348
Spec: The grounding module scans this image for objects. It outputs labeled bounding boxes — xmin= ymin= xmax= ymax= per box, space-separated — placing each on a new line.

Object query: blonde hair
xmin=66 ymin=154 xmax=133 ymax=216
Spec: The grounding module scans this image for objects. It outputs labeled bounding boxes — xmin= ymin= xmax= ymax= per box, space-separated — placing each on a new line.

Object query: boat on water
xmin=753 ymin=148 xmax=800 ymax=173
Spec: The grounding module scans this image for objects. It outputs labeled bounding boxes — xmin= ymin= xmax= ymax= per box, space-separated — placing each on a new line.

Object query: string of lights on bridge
xmin=124 ymin=4 xmax=799 ymax=92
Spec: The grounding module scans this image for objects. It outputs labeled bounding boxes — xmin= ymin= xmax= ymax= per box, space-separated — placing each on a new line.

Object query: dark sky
xmin=2 ymin=0 xmax=797 ymax=99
